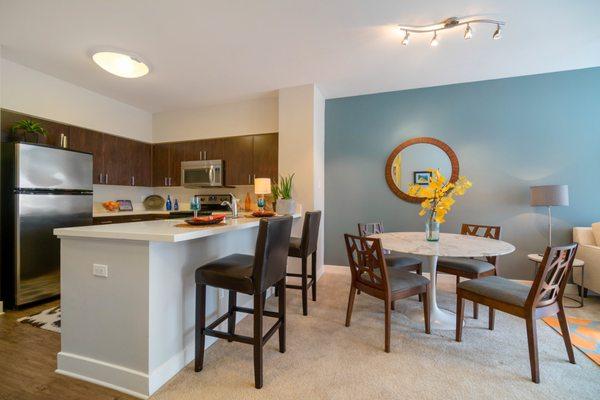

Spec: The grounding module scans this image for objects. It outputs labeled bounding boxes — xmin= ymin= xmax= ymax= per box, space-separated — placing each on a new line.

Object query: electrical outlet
xmin=93 ymin=264 xmax=108 ymax=278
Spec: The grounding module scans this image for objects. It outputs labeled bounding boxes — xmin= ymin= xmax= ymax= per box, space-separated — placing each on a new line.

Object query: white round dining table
xmin=370 ymin=232 xmax=516 ymax=330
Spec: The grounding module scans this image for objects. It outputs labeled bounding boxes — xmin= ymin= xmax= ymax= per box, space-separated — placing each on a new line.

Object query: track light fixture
xmin=401 ymin=30 xmax=410 ymax=46
xmin=398 ymin=16 xmax=505 ymax=47
xmin=430 ymin=31 xmax=439 ymax=47
xmin=464 ymin=23 xmax=473 ymax=40
xmin=492 ymin=23 xmax=502 ymax=40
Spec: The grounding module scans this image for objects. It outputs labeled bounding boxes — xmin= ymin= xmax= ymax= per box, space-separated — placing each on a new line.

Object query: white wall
xmin=153 ymin=97 xmax=278 ymax=142
xmin=278 ymin=84 xmax=325 ymax=274
xmin=1 ymin=58 xmax=153 ymax=142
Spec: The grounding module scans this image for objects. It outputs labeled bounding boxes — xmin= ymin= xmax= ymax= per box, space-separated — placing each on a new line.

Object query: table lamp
xmin=530 ymin=185 xmax=569 ymax=246
xmin=254 ymin=178 xmax=271 ymax=211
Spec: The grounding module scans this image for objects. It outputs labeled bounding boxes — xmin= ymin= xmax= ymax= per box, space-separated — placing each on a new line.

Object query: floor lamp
xmin=530 ymin=185 xmax=569 ymax=247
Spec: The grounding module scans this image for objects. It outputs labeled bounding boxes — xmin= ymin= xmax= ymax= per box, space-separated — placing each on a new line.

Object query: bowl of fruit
xmin=102 ymin=201 xmax=120 ymax=212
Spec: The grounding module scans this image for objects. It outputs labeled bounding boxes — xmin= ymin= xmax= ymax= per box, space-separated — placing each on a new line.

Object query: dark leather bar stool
xmin=194 ymin=216 xmax=293 ymax=389
xmin=283 ymin=211 xmax=321 ymax=316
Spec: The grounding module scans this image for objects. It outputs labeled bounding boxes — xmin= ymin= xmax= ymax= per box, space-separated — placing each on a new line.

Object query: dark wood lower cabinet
xmin=93 ymin=214 xmax=169 ymax=225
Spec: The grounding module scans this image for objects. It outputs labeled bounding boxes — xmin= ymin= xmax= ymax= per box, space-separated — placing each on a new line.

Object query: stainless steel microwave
xmin=181 ymin=160 xmax=223 ymax=187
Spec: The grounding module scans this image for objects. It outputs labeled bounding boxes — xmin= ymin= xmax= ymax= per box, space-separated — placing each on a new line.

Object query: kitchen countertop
xmin=56 ymin=213 xmax=300 ymax=242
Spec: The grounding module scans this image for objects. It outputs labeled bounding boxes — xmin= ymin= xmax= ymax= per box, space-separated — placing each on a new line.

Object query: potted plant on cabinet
xmin=273 ymin=173 xmax=296 ymax=215
xmin=11 ymin=120 xmax=48 ymax=143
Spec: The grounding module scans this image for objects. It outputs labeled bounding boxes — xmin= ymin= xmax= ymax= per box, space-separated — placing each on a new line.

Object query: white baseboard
xmin=56 ymin=352 xmax=149 ymax=399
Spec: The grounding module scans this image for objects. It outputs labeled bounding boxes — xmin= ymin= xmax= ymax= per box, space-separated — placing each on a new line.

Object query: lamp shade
xmin=254 ymin=178 xmax=271 ymax=195
xmin=530 ymin=185 xmax=569 ymax=207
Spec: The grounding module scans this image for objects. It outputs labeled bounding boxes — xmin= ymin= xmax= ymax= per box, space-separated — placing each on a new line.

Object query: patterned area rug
xmin=543 ymin=316 xmax=600 ymax=366
xmin=17 ymin=306 xmax=61 ymax=333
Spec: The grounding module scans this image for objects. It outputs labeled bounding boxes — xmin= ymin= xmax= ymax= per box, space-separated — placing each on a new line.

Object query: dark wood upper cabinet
xmin=152 ymin=143 xmax=171 ymax=187
xmin=253 ymin=133 xmax=278 ymax=182
xmin=129 ymin=141 xmax=152 ymax=187
xmin=169 ymin=142 xmax=188 ymax=187
xmin=69 ymin=126 xmax=104 ymax=184
xmin=102 ymin=134 xmax=131 ymax=186
xmin=185 ymin=138 xmax=225 ymax=161
xmin=223 ymin=135 xmax=254 ymax=185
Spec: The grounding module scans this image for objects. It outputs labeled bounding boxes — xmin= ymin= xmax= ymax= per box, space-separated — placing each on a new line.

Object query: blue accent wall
xmin=325 ymin=67 xmax=600 ymax=278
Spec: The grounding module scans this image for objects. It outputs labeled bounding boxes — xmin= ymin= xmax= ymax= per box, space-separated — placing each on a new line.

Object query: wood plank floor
xmin=0 ymin=300 xmax=134 ymax=400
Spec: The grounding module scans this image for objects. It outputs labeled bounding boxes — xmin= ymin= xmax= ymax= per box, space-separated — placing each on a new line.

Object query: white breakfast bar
xmin=54 ymin=214 xmax=299 ymax=399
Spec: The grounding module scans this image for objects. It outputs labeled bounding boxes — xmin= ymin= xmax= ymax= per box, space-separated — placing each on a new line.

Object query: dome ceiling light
xmin=92 ymin=50 xmax=150 ymax=78
xmin=397 ymin=17 xmax=505 ymax=47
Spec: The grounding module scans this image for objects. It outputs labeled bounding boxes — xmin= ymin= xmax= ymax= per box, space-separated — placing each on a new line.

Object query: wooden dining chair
xmin=455 ymin=243 xmax=578 ymax=383
xmin=344 ymin=233 xmax=431 ymax=352
xmin=358 ymin=222 xmax=423 ymax=304
xmin=438 ymin=223 xmax=501 ymax=319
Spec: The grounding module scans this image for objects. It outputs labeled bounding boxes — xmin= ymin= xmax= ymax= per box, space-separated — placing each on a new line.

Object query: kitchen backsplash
xmin=94 ymin=184 xmax=273 ymax=211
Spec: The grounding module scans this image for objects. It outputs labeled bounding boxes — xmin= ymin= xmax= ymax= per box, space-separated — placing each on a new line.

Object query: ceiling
xmin=1 ymin=0 xmax=599 ymax=113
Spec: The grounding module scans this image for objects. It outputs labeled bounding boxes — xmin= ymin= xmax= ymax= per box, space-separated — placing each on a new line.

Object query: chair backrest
xmin=460 ymin=223 xmax=502 ymax=265
xmin=357 ymin=222 xmax=385 ymax=237
xmin=300 ymin=211 xmax=322 ymax=256
xmin=253 ymin=216 xmax=293 ymax=292
xmin=527 ymin=243 xmax=578 ymax=309
xmin=344 ymin=233 xmax=390 ymax=294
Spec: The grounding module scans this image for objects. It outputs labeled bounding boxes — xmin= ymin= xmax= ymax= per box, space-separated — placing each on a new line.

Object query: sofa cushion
xmin=592 ymin=222 xmax=600 ymax=246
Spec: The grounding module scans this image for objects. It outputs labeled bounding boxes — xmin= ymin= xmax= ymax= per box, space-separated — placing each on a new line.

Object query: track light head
xmin=430 ymin=31 xmax=439 ymax=47
xmin=493 ymin=24 xmax=502 ymax=40
xmin=401 ymin=31 xmax=410 ymax=46
xmin=464 ymin=24 xmax=473 ymax=40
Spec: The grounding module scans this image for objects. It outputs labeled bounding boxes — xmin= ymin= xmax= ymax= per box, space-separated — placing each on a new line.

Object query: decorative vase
xmin=276 ymin=199 xmax=296 ymax=215
xmin=425 ymin=217 xmax=440 ymax=242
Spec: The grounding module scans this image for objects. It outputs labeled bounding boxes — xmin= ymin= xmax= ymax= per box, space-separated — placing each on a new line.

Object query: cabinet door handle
xmin=105 ymin=173 xmax=109 ymax=184
xmin=248 ymin=174 xmax=251 ymax=184
xmin=131 ymin=176 xmax=135 ymax=186
xmin=99 ymin=173 xmax=103 ymax=184
xmin=99 ymin=220 xmax=113 ymax=224
xmin=131 ymin=218 xmax=143 ymax=222
xmin=204 ymin=150 xmax=207 ymax=160
xmin=168 ymin=177 xmax=172 ymax=186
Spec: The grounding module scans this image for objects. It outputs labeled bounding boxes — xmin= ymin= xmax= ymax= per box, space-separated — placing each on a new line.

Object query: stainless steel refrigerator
xmin=1 ymin=142 xmax=93 ymax=308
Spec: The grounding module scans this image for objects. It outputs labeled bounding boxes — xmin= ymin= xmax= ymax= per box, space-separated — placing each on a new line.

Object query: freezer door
xmin=16 ymin=143 xmax=93 ymax=191
xmin=15 ymin=193 xmax=93 ymax=305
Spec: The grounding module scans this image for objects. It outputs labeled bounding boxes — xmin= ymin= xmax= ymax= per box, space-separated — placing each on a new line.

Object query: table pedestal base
xmin=405 ymin=302 xmax=460 ymax=331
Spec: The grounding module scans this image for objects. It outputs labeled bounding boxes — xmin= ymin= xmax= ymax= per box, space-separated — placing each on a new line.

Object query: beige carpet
xmin=153 ymin=267 xmax=600 ymax=400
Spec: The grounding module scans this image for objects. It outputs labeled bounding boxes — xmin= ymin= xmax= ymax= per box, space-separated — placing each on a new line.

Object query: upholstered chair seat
xmin=387 ymin=269 xmax=431 ymax=292
xmin=386 ymin=252 xmax=423 ymax=271
xmin=457 ymin=276 xmax=530 ymax=307
xmin=438 ymin=257 xmax=495 ymax=275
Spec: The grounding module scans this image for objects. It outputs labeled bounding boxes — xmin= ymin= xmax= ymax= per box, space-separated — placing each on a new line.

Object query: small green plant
xmin=11 ymin=120 xmax=48 ymax=142
xmin=278 ymin=173 xmax=295 ymax=199
xmin=271 ymin=181 xmax=281 ymax=200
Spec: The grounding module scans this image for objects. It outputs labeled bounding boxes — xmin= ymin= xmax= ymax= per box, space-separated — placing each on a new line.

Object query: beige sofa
xmin=573 ymin=224 xmax=600 ymax=295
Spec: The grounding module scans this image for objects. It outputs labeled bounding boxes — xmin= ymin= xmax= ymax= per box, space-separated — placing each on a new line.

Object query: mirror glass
xmin=389 ymin=143 xmax=453 ymax=193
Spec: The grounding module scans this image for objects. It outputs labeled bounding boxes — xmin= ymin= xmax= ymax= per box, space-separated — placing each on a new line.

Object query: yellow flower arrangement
xmin=407 ymin=169 xmax=472 ymax=224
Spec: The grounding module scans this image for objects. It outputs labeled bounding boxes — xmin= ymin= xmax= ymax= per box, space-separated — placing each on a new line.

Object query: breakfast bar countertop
xmin=55 ymin=213 xmax=300 ymax=242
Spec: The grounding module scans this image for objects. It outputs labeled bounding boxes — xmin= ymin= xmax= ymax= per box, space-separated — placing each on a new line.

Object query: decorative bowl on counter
xmin=251 ymin=211 xmax=276 ymax=218
xmin=184 ymin=214 xmax=226 ymax=226
xmin=143 ymin=195 xmax=165 ymax=210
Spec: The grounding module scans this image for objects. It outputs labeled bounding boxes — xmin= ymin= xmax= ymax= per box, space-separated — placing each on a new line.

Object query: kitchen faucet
xmin=221 ymin=194 xmax=239 ymax=218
